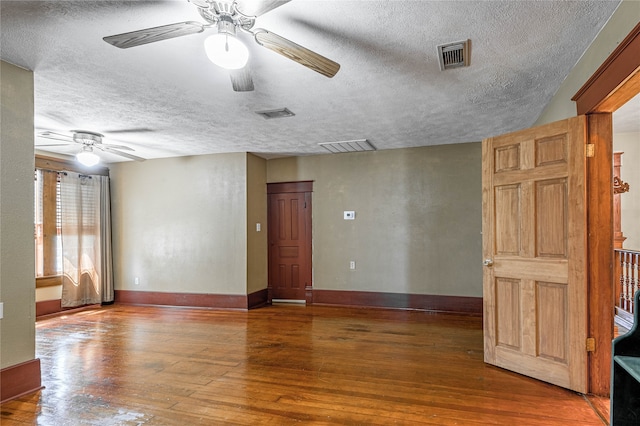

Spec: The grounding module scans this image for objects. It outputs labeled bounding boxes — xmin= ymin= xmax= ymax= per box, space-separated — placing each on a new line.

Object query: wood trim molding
xmin=586 ymin=113 xmax=615 ymax=396
xmin=572 ymin=22 xmax=640 ymax=115
xmin=36 ymin=299 xmax=62 ymax=317
xmin=267 ymin=181 xmax=313 ymax=193
xmin=312 ymin=290 xmax=482 ymax=316
xmin=36 ymin=303 xmax=101 ymax=321
xmin=115 ymin=290 xmax=252 ymax=310
xmin=36 ymin=154 xmax=110 ymax=176
xmin=613 ymin=176 xmax=630 ymax=195
xmin=247 ymin=288 xmax=268 ymax=309
xmin=36 ymin=275 xmax=62 ymax=288
xmin=0 ymin=359 xmax=43 ymax=403
xmin=112 ymin=289 xmax=481 ymax=314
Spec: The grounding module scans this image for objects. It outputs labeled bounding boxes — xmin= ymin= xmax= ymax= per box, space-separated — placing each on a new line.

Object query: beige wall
xmin=246 ymin=153 xmax=268 ymax=294
xmin=35 ymin=285 xmax=62 ymax=302
xmin=535 ymin=0 xmax=639 ymax=125
xmin=614 ymin=132 xmax=640 ymax=250
xmin=110 ymin=153 xmax=249 ymax=295
xmin=0 ymin=61 xmax=36 ymax=368
xmin=267 ymin=143 xmax=483 ymax=297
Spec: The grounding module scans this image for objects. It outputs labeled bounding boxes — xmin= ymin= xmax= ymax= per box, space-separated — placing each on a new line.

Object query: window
xmin=34 ymin=155 xmax=109 ymax=289
xmin=34 ymin=169 xmax=62 ymax=278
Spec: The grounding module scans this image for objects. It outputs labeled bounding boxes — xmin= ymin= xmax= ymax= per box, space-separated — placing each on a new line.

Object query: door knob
xmin=483 ymin=259 xmax=494 ymax=267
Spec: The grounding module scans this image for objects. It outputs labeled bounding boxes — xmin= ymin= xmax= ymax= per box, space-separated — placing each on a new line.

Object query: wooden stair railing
xmin=615 ymin=249 xmax=640 ymax=332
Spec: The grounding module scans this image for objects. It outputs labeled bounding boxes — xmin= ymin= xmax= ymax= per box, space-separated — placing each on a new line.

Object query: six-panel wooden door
xmin=267 ymin=182 xmax=312 ymax=302
xmin=482 ymin=116 xmax=588 ymax=393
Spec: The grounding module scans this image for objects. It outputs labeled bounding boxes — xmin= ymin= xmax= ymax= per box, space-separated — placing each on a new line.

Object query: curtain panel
xmin=60 ymin=172 xmax=102 ymax=307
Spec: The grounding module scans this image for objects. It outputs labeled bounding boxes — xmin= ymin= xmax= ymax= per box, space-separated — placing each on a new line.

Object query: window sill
xmin=36 ymin=275 xmax=63 ymax=288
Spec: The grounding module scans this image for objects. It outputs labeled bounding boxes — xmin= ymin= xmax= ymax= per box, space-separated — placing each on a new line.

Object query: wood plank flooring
xmin=1 ymin=304 xmax=607 ymax=425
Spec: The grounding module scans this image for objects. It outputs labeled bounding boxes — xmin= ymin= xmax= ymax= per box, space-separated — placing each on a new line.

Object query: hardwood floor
xmin=1 ymin=304 xmax=607 ymax=425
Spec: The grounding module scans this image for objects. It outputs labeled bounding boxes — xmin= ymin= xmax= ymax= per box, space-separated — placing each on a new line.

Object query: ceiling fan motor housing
xmin=72 ymin=131 xmax=103 ymax=145
xmin=217 ymin=14 xmax=237 ymax=36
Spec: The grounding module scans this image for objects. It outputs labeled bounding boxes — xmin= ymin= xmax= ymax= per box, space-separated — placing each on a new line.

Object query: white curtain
xmin=60 ymin=172 xmax=102 ymax=307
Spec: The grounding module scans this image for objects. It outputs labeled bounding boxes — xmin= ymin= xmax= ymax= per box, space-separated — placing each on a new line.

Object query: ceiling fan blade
xmin=230 ymin=67 xmax=255 ymax=92
xmin=101 ymin=144 xmax=135 ymax=151
xmin=236 ymin=0 xmax=291 ymax=17
xmin=39 ymin=131 xmax=72 ymax=139
xmin=37 ymin=132 xmax=78 ymax=143
xmin=253 ymin=29 xmax=340 ymax=78
xmin=103 ymin=21 xmax=206 ymax=49
xmin=104 ymin=127 xmax=154 ymax=134
xmin=37 ymin=135 xmax=73 ymax=143
xmin=35 ymin=143 xmax=74 ymax=147
xmin=99 ymin=147 xmax=146 ymax=162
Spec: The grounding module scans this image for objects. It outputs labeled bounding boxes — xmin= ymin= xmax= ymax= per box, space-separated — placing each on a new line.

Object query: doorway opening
xmin=612 ymin=94 xmax=640 ymax=336
xmin=572 ymin=21 xmax=640 ymax=396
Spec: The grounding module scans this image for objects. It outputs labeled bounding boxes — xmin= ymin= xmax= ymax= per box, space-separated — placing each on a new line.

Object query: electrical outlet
xmin=0 ymin=302 xmax=3 ymax=319
xmin=344 ymin=211 xmax=356 ymax=220
xmin=350 ymin=261 xmax=356 ymax=270
xmin=134 ymin=277 xmax=140 ymax=286
xmin=256 ymin=223 xmax=261 ymax=232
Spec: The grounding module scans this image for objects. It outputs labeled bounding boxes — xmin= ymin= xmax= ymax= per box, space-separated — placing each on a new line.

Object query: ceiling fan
xmin=102 ymin=0 xmax=340 ymax=92
xmin=37 ymin=130 xmax=146 ymax=166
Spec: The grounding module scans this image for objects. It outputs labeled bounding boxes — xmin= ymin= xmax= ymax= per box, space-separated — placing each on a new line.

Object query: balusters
xmin=625 ymin=251 xmax=632 ymax=311
xmin=615 ymin=250 xmax=626 ymax=309
xmin=615 ymin=249 xmax=640 ymax=316
xmin=632 ymin=252 xmax=639 ymax=314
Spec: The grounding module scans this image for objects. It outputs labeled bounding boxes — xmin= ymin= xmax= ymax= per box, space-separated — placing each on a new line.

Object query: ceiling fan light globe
xmin=204 ymin=33 xmax=249 ymax=70
xmin=76 ymin=149 xmax=100 ymax=167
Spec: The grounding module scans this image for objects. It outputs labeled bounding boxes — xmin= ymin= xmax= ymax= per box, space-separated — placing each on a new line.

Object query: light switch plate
xmin=0 ymin=302 xmax=3 ymax=319
xmin=344 ymin=211 xmax=355 ymax=220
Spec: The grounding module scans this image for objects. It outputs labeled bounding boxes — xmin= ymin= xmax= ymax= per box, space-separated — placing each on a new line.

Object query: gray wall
xmin=267 ymin=143 xmax=483 ymax=297
xmin=246 ymin=153 xmax=268 ymax=294
xmin=110 ymin=145 xmax=482 ymax=299
xmin=110 ymin=153 xmax=249 ymax=295
xmin=535 ymin=0 xmax=639 ymax=125
xmin=1 ymin=61 xmax=36 ymax=368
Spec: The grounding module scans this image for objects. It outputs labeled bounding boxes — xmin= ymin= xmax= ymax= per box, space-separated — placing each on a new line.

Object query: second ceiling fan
xmin=103 ymin=0 xmax=340 ymax=92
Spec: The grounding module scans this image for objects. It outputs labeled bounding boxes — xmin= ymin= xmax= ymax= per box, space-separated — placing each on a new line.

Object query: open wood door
xmin=482 ymin=116 xmax=588 ymax=393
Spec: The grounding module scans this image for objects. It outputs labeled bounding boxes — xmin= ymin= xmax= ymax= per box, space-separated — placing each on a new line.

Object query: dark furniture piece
xmin=611 ymin=290 xmax=640 ymax=425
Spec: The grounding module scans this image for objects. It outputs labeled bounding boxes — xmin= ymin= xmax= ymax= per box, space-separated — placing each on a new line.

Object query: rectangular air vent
xmin=319 ymin=139 xmax=376 ymax=154
xmin=255 ymin=108 xmax=295 ymax=119
xmin=437 ymin=39 xmax=471 ymax=71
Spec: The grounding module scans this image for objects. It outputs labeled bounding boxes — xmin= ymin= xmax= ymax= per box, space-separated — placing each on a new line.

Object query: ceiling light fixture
xmin=204 ymin=15 xmax=249 ymax=70
xmin=76 ymin=146 xmax=100 ymax=167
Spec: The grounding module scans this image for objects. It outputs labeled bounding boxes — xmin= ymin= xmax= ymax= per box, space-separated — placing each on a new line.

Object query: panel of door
xmin=482 ymin=116 xmax=588 ymax=393
xmin=268 ymin=189 xmax=311 ymax=301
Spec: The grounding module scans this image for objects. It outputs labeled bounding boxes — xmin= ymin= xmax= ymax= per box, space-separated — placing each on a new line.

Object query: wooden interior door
xmin=267 ymin=182 xmax=312 ymax=302
xmin=482 ymin=116 xmax=588 ymax=393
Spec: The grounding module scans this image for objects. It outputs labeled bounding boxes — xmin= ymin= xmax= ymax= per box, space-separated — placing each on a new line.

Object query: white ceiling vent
xmin=437 ymin=39 xmax=471 ymax=71
xmin=319 ymin=139 xmax=376 ymax=154
xmin=255 ymin=108 xmax=295 ymax=119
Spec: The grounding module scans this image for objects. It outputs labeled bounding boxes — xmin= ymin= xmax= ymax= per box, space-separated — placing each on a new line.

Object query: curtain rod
xmin=36 ymin=168 xmax=95 ymax=179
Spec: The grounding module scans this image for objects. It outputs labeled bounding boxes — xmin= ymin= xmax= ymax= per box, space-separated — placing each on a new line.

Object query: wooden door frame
xmin=572 ymin=22 xmax=640 ymax=396
xmin=266 ymin=181 xmax=313 ymax=304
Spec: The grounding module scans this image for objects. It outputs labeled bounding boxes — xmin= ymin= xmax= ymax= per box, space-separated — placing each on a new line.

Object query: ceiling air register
xmin=437 ymin=39 xmax=471 ymax=71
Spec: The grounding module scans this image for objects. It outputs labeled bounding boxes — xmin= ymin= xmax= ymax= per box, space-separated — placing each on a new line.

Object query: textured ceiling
xmin=0 ymin=0 xmax=625 ymax=163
